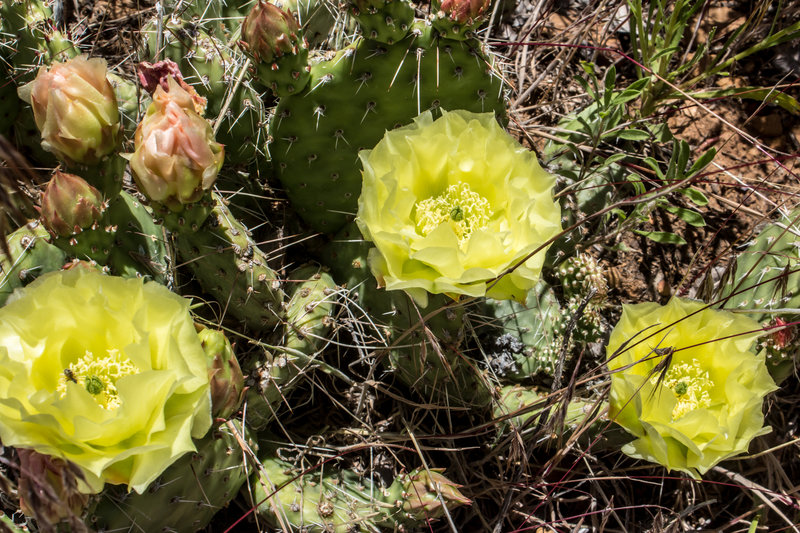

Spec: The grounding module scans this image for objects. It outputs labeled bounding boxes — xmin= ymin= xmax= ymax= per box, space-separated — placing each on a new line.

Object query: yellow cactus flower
xmin=356 ymin=110 xmax=561 ymax=305
xmin=607 ymin=297 xmax=777 ymax=478
xmin=129 ymin=77 xmax=224 ymax=211
xmin=21 ymin=55 xmax=121 ymax=164
xmin=0 ymin=269 xmax=212 ymax=494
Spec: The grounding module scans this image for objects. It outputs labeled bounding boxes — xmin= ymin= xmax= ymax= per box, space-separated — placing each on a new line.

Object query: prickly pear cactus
xmin=248 ymin=443 xmax=470 ymax=532
xmin=345 ymin=0 xmax=415 ymax=44
xmin=324 ymin=223 xmax=490 ymax=407
xmin=0 ymin=221 xmax=66 ymax=305
xmin=172 ymin=194 xmax=285 ymax=334
xmin=87 ymin=421 xmax=253 ymax=533
xmin=0 ymin=0 xmax=79 ymax=81
xmin=482 ymin=253 xmax=608 ymax=381
xmin=718 ymin=209 xmax=800 ymax=381
xmin=104 ymin=191 xmax=171 ymax=284
xmin=140 ymin=15 xmax=268 ymax=165
xmin=270 ymin=22 xmax=508 ymax=232
xmin=246 ymin=263 xmax=337 ymax=430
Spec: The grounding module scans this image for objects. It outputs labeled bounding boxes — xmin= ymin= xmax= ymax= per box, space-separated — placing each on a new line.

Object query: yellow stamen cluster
xmin=656 ymin=358 xmax=714 ymax=420
xmin=57 ymin=349 xmax=140 ymax=410
xmin=415 ymin=182 xmax=493 ymax=247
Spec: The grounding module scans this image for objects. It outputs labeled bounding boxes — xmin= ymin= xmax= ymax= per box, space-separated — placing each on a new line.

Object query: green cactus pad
xmin=249 ymin=443 xmax=469 ymax=531
xmin=718 ymin=208 xmax=800 ymax=381
xmin=87 ymin=421 xmax=254 ymax=533
xmin=174 ymin=193 xmax=285 ymax=334
xmin=270 ymin=22 xmax=507 ymax=233
xmin=483 ymin=282 xmax=564 ymax=379
xmin=104 ymin=191 xmax=172 ymax=284
xmin=348 ymin=0 xmax=414 ymax=44
xmin=246 ymin=263 xmax=337 ymax=430
xmin=0 ymin=221 xmax=67 ymax=306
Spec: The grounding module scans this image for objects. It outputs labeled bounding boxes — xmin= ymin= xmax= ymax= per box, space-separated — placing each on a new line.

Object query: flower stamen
xmin=653 ymin=358 xmax=714 ymax=420
xmin=415 ymin=182 xmax=493 ymax=247
xmin=57 ymin=349 xmax=139 ymax=410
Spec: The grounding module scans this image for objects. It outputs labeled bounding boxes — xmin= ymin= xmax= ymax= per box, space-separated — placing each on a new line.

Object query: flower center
xmin=655 ymin=358 xmax=714 ymax=420
xmin=415 ymin=182 xmax=493 ymax=247
xmin=57 ymin=349 xmax=140 ymax=410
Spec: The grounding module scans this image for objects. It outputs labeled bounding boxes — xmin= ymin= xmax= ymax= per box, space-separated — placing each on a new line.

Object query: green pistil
xmin=84 ymin=376 xmax=105 ymax=395
xmin=415 ymin=182 xmax=493 ymax=247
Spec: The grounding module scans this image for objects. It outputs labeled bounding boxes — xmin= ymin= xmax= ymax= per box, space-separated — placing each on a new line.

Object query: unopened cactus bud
xmin=199 ymin=328 xmax=245 ymax=420
xmin=431 ymin=0 xmax=489 ymax=39
xmin=400 ymin=468 xmax=470 ymax=518
xmin=241 ymin=0 xmax=304 ymax=64
xmin=17 ymin=449 xmax=89 ymax=530
xmin=19 ymin=56 xmax=121 ymax=164
xmin=129 ymin=77 xmax=224 ymax=211
xmin=40 ymin=171 xmax=105 ymax=237
xmin=240 ymin=0 xmax=310 ymax=95
xmin=436 ymin=0 xmax=490 ymax=23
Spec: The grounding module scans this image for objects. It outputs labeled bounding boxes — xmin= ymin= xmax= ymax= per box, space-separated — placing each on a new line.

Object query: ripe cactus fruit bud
xmin=240 ymin=0 xmax=310 ymax=96
xmin=40 ymin=171 xmax=105 ymax=237
xmin=19 ymin=56 xmax=121 ymax=164
xmin=199 ymin=328 xmax=245 ymax=420
xmin=129 ymin=77 xmax=225 ymax=211
xmin=432 ymin=0 xmax=490 ymax=39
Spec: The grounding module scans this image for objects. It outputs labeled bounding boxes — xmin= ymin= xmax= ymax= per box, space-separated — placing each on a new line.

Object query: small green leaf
xmin=661 ymin=204 xmax=706 ymax=227
xmin=604 ymin=153 xmax=628 ymax=165
xmin=611 ymin=78 xmax=650 ymax=105
xmin=634 ymin=229 xmax=687 ymax=245
xmin=617 ymin=129 xmax=651 ymax=141
xmin=610 ymin=207 xmax=628 ymax=221
xmin=679 ymin=187 xmax=709 ymax=206
xmin=687 ymin=147 xmax=717 ymax=177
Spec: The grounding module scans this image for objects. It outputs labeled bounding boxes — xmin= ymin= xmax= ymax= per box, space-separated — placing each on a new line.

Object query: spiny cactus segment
xmin=0 ymin=220 xmax=66 ymax=305
xmin=248 ymin=444 xmax=470 ymax=532
xmin=87 ymin=421 xmax=253 ymax=533
xmin=270 ymin=21 xmax=508 ymax=232
xmin=718 ymin=209 xmax=800 ymax=381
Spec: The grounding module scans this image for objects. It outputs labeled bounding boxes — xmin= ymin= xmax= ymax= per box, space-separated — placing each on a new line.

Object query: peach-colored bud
xmin=40 ymin=171 xmax=105 ymax=237
xmin=23 ymin=56 xmax=121 ymax=164
xmin=129 ymin=77 xmax=224 ymax=210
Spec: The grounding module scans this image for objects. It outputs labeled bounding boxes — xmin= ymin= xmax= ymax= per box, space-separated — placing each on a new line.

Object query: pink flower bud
xmin=129 ymin=77 xmax=224 ymax=210
xmin=23 ymin=56 xmax=121 ymax=164
xmin=437 ymin=0 xmax=490 ymax=23
xmin=40 ymin=171 xmax=105 ymax=237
